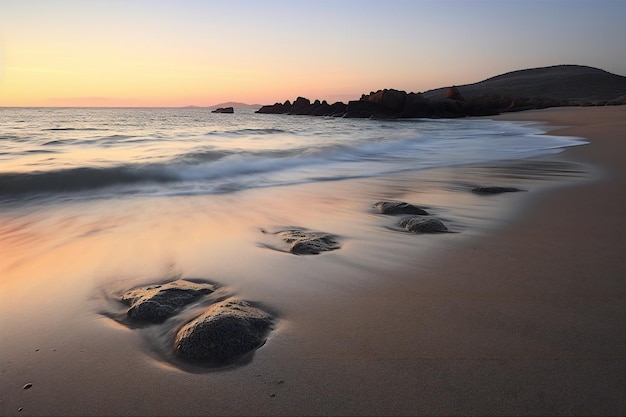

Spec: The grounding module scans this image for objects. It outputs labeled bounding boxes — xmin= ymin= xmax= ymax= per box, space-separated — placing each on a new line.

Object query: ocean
xmin=0 ymin=107 xmax=584 ymax=204
xmin=0 ymin=106 xmax=590 ymax=374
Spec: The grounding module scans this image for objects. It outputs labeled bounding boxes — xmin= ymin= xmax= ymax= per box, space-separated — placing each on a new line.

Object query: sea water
xmin=0 ymin=107 xmax=585 ymax=204
xmin=0 ymin=106 xmax=589 ymax=373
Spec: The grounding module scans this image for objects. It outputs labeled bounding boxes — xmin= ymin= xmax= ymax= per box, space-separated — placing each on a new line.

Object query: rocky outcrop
xmin=211 ymin=107 xmax=234 ymax=113
xmin=174 ymin=298 xmax=273 ymax=362
xmin=256 ymin=98 xmax=347 ymax=116
xmin=276 ymin=229 xmax=341 ymax=255
xmin=256 ymin=89 xmax=512 ymax=119
xmin=399 ymin=217 xmax=449 ymax=233
xmin=373 ymin=201 xmax=429 ymax=215
xmin=120 ymin=279 xmax=216 ymax=323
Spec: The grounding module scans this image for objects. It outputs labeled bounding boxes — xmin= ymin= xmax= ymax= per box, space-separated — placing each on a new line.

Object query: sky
xmin=1 ymin=0 xmax=625 ymax=107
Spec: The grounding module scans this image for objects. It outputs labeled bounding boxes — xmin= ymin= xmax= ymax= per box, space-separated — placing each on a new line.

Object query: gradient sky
xmin=1 ymin=0 xmax=625 ymax=107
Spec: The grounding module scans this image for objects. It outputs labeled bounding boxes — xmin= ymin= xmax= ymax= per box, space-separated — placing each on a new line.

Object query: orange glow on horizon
xmin=2 ymin=1 xmax=624 ymax=107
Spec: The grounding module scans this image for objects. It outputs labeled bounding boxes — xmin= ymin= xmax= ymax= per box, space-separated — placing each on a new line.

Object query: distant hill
xmin=257 ymin=64 xmax=626 ymax=118
xmin=208 ymin=102 xmax=262 ymax=109
xmin=422 ymin=65 xmax=626 ymax=103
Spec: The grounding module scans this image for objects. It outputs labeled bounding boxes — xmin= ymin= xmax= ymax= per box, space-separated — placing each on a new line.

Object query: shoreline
xmin=1 ymin=106 xmax=624 ymax=416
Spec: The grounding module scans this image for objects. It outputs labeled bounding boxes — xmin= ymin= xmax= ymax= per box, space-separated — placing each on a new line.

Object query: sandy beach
xmin=1 ymin=106 xmax=625 ymax=416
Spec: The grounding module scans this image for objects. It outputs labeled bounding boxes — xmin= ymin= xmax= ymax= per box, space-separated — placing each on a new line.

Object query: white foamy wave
xmin=0 ymin=108 xmax=587 ymax=201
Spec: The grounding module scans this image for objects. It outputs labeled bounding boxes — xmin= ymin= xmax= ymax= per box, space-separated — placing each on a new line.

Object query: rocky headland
xmin=256 ymin=65 xmax=626 ymax=119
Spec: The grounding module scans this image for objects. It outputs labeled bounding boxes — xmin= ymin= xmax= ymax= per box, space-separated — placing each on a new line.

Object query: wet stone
xmin=175 ymin=298 xmax=273 ymax=363
xmin=277 ymin=229 xmax=340 ymax=255
xmin=472 ymin=186 xmax=523 ymax=194
xmin=373 ymin=201 xmax=429 ymax=215
xmin=399 ymin=217 xmax=449 ymax=233
xmin=120 ymin=279 xmax=216 ymax=323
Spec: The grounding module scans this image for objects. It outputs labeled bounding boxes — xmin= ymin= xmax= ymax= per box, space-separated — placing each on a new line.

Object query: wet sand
xmin=1 ymin=106 xmax=625 ymax=416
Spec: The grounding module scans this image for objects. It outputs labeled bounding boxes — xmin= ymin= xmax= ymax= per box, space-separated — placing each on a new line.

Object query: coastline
xmin=1 ymin=106 xmax=624 ymax=416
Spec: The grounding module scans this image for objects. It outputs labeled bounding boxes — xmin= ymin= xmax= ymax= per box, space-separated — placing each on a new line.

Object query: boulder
xmin=472 ymin=186 xmax=523 ymax=194
xmin=174 ymin=298 xmax=273 ymax=362
xmin=373 ymin=201 xmax=429 ymax=215
xmin=290 ymin=97 xmax=311 ymax=114
xmin=120 ymin=279 xmax=216 ymax=323
xmin=365 ymin=89 xmax=407 ymax=112
xmin=276 ymin=229 xmax=340 ymax=255
xmin=399 ymin=217 xmax=448 ymax=233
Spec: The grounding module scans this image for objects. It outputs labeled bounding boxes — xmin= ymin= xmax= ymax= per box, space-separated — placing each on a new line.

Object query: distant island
xmin=209 ymin=102 xmax=262 ymax=110
xmin=256 ymin=65 xmax=626 ymax=119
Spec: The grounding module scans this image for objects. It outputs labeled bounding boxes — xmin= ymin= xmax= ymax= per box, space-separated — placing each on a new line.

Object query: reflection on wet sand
xmin=0 ymin=157 xmax=588 ymax=372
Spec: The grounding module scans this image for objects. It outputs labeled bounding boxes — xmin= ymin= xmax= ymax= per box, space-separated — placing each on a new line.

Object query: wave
xmin=42 ymin=127 xmax=109 ymax=131
xmin=205 ymin=128 xmax=290 ymax=136
xmin=0 ymin=166 xmax=177 ymax=197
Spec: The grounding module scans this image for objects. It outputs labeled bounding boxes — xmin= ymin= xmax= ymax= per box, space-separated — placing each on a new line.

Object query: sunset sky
xmin=1 ymin=0 xmax=625 ymax=107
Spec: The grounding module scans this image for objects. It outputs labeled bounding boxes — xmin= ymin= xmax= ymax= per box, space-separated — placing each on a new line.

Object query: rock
xmin=120 ymin=279 xmax=216 ymax=323
xmin=344 ymin=99 xmax=395 ymax=118
xmin=373 ymin=201 xmax=429 ymax=215
xmin=174 ymin=298 xmax=272 ymax=362
xmin=212 ymin=107 xmax=234 ymax=113
xmin=23 ymin=383 xmax=33 ymax=390
xmin=365 ymin=89 xmax=407 ymax=112
xmin=276 ymin=229 xmax=341 ymax=255
xmin=472 ymin=186 xmax=523 ymax=194
xmin=401 ymin=93 xmax=435 ymax=118
xmin=256 ymin=98 xmax=347 ymax=117
xmin=399 ymin=217 xmax=448 ymax=233
xmin=290 ymin=97 xmax=311 ymax=115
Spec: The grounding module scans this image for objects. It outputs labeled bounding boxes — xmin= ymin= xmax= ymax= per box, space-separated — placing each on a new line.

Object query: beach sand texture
xmin=1 ymin=106 xmax=624 ymax=416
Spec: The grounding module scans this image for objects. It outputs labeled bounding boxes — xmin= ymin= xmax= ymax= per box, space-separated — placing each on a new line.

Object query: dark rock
xmin=276 ymin=229 xmax=340 ymax=255
xmin=365 ymin=89 xmax=407 ymax=112
xmin=174 ymin=298 xmax=272 ymax=362
xmin=212 ymin=107 xmax=234 ymax=113
xmin=328 ymin=101 xmax=348 ymax=116
xmin=120 ymin=279 xmax=216 ymax=323
xmin=373 ymin=201 xmax=429 ymax=215
xmin=401 ymin=93 xmax=435 ymax=118
xmin=472 ymin=186 xmax=523 ymax=194
xmin=256 ymin=98 xmax=347 ymax=117
xmin=399 ymin=217 xmax=448 ymax=233
xmin=255 ymin=101 xmax=290 ymax=114
xmin=344 ymin=100 xmax=396 ymax=118
xmin=290 ymin=97 xmax=311 ymax=114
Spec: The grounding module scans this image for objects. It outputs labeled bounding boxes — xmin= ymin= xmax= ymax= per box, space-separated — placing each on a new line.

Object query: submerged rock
xmin=472 ymin=186 xmax=523 ymax=194
xmin=120 ymin=279 xmax=216 ymax=323
xmin=399 ymin=217 xmax=449 ymax=233
xmin=374 ymin=201 xmax=429 ymax=215
xmin=175 ymin=298 xmax=273 ymax=362
xmin=276 ymin=229 xmax=340 ymax=255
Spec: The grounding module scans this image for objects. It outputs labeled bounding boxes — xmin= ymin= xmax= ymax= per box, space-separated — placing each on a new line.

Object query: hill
xmin=421 ymin=65 xmax=626 ymax=103
xmin=256 ymin=65 xmax=626 ymax=118
xmin=208 ymin=102 xmax=262 ymax=109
